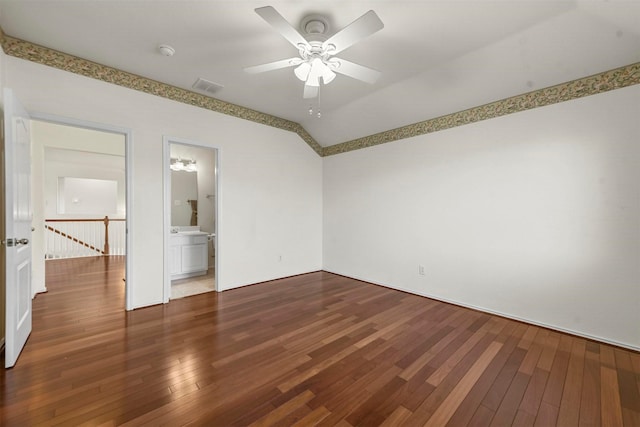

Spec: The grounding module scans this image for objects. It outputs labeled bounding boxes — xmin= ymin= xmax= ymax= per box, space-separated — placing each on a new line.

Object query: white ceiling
xmin=1 ymin=1 xmax=639 ymax=147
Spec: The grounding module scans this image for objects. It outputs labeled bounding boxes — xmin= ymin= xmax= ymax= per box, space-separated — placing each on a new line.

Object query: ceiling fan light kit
xmin=244 ymin=6 xmax=383 ymax=102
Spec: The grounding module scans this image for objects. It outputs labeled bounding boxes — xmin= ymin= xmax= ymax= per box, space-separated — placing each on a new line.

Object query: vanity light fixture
xmin=184 ymin=160 xmax=197 ymax=172
xmin=170 ymin=158 xmax=197 ymax=172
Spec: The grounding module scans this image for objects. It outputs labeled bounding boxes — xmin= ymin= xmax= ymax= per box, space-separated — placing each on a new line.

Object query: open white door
xmin=3 ymin=88 xmax=32 ymax=368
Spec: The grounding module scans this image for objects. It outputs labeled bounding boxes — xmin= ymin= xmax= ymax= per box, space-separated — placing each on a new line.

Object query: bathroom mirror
xmin=169 ymin=142 xmax=216 ymax=233
xmin=171 ymin=170 xmax=198 ymax=226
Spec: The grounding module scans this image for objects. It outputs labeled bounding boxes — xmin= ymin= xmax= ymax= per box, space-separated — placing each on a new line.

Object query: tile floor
xmin=171 ymin=267 xmax=215 ymax=299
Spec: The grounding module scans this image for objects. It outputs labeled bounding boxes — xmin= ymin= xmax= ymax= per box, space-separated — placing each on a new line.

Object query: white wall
xmin=7 ymin=56 xmax=323 ymax=308
xmin=324 ymin=85 xmax=640 ymax=350
xmin=44 ymin=150 xmax=126 ymax=219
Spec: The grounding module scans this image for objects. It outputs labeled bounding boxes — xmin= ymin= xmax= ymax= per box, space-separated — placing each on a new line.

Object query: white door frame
xmin=31 ymin=112 xmax=134 ymax=311
xmin=163 ymin=136 xmax=219 ymax=303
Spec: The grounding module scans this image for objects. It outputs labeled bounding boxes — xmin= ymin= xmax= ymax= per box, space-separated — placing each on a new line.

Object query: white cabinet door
xmin=181 ymin=244 xmax=207 ymax=273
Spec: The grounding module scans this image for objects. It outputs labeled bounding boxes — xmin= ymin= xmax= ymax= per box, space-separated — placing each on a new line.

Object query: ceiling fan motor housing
xmin=300 ymin=14 xmax=330 ymax=42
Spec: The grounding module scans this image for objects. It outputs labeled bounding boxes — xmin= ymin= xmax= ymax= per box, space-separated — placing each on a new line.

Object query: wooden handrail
xmin=45 ymin=218 xmax=125 ymax=222
xmin=45 ymin=225 xmax=104 ymax=255
xmin=44 ymin=216 xmax=125 ymax=256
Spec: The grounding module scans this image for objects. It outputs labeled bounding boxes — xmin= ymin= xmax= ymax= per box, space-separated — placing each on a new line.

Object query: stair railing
xmin=44 ymin=216 xmax=125 ymax=259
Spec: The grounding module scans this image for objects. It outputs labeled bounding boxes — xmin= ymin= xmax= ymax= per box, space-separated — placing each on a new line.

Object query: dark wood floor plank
xmin=426 ymin=318 xmax=497 ymax=387
xmin=518 ymin=367 xmax=550 ymax=421
xmin=601 ymin=365 xmax=624 ymax=426
xmin=541 ymin=334 xmax=573 ymax=408
xmin=537 ymin=331 xmax=561 ymax=372
xmin=490 ymin=371 xmax=531 ymax=426
xmin=557 ymin=339 xmax=586 ymax=425
xmin=248 ymin=389 xmax=315 ymax=427
xmin=1 ymin=256 xmax=637 ymax=426
xmin=424 ymin=341 xmax=502 ymax=427
xmin=290 ymin=405 xmax=331 ymax=426
xmin=534 ymin=401 xmax=560 ymax=427
xmin=406 ymin=333 xmax=499 ymax=425
xmin=481 ymin=346 xmax=528 ymax=411
xmin=518 ymin=329 xmax=547 ymax=376
xmin=512 ymin=408 xmax=536 ymax=427
xmin=579 ymin=348 xmax=601 ymax=426
xmin=446 ymin=321 xmax=525 ymax=427
xmin=468 ymin=404 xmax=496 ymax=426
xmin=344 ymin=375 xmax=407 ymax=425
xmin=379 ymin=405 xmax=413 ymax=426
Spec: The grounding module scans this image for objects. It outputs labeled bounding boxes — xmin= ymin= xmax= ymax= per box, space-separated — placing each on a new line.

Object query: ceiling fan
xmin=244 ymin=6 xmax=384 ymax=99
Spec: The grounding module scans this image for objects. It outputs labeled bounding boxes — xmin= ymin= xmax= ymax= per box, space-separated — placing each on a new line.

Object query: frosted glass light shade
xmin=306 ymin=58 xmax=324 ymax=87
xmin=322 ymin=69 xmax=336 ymax=84
xmin=294 ymin=62 xmax=311 ymax=81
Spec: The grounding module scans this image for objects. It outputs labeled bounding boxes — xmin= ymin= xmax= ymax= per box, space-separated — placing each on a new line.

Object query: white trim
xmin=323 ymin=269 xmax=640 ymax=352
xmin=163 ymin=136 xmax=220 ymax=303
xmin=163 ymin=137 xmax=170 ymax=303
xmin=30 ymin=112 xmax=135 ymax=311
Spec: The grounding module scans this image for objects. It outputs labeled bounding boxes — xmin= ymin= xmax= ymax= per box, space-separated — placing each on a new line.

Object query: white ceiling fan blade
xmin=323 ymin=10 xmax=383 ymax=54
xmin=331 ymin=58 xmax=381 ymax=84
xmin=303 ymin=84 xmax=319 ymax=99
xmin=255 ymin=6 xmax=310 ymax=49
xmin=244 ymin=58 xmax=301 ymax=74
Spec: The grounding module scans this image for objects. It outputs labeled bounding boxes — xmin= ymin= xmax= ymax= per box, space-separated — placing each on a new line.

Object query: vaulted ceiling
xmin=1 ymin=1 xmax=639 ymax=149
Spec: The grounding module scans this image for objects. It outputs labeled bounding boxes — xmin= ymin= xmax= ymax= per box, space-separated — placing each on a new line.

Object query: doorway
xmin=163 ymin=137 xmax=218 ymax=301
xmin=31 ymin=115 xmax=132 ymax=310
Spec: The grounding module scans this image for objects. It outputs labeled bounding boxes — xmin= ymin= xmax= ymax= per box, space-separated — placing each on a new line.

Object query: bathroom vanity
xmin=169 ymin=231 xmax=208 ymax=280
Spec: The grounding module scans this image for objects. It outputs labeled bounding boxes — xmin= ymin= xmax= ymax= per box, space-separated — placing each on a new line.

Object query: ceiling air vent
xmin=192 ymin=78 xmax=224 ymax=95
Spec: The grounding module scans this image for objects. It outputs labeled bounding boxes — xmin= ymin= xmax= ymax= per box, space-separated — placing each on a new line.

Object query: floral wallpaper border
xmin=0 ymin=30 xmax=324 ymax=156
xmin=1 ymin=29 xmax=638 ymax=158
xmin=323 ymin=62 xmax=640 ymax=156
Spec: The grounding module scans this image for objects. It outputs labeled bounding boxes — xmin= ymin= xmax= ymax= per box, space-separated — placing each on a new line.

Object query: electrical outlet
xmin=418 ymin=265 xmax=425 ymax=276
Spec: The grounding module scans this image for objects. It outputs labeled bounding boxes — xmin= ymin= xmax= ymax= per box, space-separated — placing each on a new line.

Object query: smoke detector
xmin=158 ymin=44 xmax=175 ymax=57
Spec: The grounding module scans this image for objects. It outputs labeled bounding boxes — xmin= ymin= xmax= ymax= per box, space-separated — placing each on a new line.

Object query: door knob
xmin=1 ymin=238 xmax=29 ymax=247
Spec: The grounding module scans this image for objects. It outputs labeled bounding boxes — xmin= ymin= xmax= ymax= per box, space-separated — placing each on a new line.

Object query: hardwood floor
xmin=1 ymin=256 xmax=639 ymax=426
